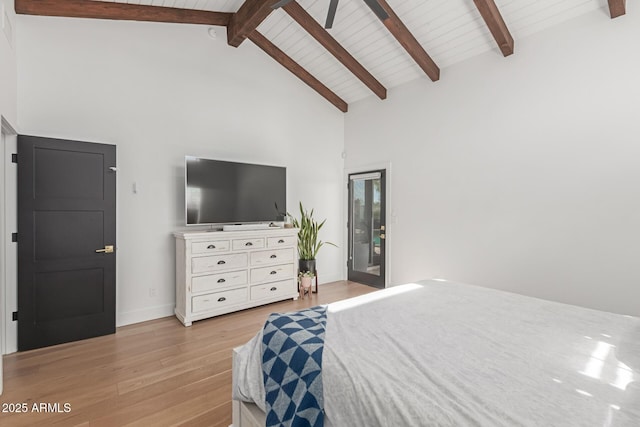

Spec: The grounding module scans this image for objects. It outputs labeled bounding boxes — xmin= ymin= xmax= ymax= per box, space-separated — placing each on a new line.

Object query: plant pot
xmin=299 ymin=259 xmax=316 ymax=274
xmin=300 ymin=276 xmax=313 ymax=289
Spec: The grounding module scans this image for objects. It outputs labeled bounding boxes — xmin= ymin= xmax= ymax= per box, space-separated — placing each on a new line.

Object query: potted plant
xmin=290 ymin=202 xmax=336 ymax=274
xmin=299 ymin=271 xmax=315 ymax=289
xmin=275 ymin=203 xmax=294 ymax=228
xmin=298 ymin=271 xmax=315 ymax=299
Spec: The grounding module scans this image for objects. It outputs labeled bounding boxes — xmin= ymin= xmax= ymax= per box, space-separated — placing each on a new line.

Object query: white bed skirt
xmin=231 ymin=399 xmax=264 ymax=427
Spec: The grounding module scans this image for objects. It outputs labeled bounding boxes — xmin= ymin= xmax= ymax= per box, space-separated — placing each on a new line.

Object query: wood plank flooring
xmin=0 ymin=281 xmax=375 ymax=427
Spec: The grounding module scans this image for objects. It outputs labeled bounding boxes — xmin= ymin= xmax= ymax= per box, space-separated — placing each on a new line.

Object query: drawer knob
xmin=245 ymin=242 xmax=253 ymax=246
xmin=217 ymin=278 xmax=226 ymax=283
xmin=207 ymin=244 xmax=216 ymax=249
xmin=218 ymin=297 xmax=226 ymax=302
xmin=270 ymin=254 xmax=277 ymax=259
xmin=270 ymin=287 xmax=277 ymax=291
xmin=278 ymin=239 xmax=285 ymax=243
xmin=217 ymin=260 xmax=226 ymax=265
xmin=270 ymin=271 xmax=277 ymax=275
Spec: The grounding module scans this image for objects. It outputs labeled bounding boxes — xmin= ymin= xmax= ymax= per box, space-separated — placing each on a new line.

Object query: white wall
xmin=345 ymin=9 xmax=640 ymax=316
xmin=17 ymin=16 xmax=345 ymax=330
xmin=0 ymin=128 xmax=4 ymax=392
xmin=0 ymin=0 xmax=16 ymax=125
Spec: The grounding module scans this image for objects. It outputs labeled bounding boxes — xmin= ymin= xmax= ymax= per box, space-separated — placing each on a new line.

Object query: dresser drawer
xmin=250 ymin=248 xmax=295 ymax=267
xmin=192 ymin=288 xmax=247 ymax=313
xmin=191 ymin=270 xmax=248 ymax=293
xmin=232 ymin=238 xmax=265 ymax=251
xmin=267 ymin=236 xmax=296 ymax=248
xmin=250 ymin=280 xmax=294 ymax=301
xmin=192 ymin=253 xmax=247 ymax=274
xmin=192 ymin=240 xmax=230 ymax=254
xmin=251 ymin=264 xmax=294 ymax=284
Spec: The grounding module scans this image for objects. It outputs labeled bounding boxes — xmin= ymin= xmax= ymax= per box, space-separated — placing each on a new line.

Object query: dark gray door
xmin=348 ymin=170 xmax=386 ymax=288
xmin=18 ymin=135 xmax=116 ymax=351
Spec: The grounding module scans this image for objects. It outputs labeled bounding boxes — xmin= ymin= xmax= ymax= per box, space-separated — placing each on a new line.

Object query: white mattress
xmin=233 ymin=280 xmax=640 ymax=426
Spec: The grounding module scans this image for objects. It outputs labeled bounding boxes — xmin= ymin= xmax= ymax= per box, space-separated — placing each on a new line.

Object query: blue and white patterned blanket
xmin=262 ymin=305 xmax=328 ymax=427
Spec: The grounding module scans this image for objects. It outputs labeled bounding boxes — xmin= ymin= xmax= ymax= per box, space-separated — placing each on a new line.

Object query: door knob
xmin=380 ymin=234 xmax=386 ymax=240
xmin=95 ymin=245 xmax=114 ymax=253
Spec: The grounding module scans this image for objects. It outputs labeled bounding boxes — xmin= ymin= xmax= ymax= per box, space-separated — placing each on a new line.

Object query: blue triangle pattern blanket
xmin=262 ymin=305 xmax=328 ymax=427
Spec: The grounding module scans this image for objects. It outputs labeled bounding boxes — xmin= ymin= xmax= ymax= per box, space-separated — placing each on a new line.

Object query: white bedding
xmin=233 ymin=280 xmax=640 ymax=426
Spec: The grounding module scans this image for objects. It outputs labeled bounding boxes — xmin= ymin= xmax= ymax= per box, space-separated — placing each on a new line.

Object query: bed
xmin=231 ymin=279 xmax=640 ymax=426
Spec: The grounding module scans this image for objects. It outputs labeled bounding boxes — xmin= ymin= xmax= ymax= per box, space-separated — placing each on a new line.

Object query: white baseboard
xmin=116 ymin=303 xmax=175 ymax=327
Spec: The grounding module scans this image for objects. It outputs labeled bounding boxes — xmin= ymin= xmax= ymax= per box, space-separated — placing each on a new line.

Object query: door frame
xmin=0 ymin=119 xmax=17 ymax=356
xmin=1 ymin=117 xmax=17 ymax=393
xmin=343 ymin=162 xmax=392 ymax=288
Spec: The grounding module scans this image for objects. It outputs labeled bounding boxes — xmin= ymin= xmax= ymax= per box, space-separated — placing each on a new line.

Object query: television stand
xmin=222 ymin=223 xmax=272 ymax=232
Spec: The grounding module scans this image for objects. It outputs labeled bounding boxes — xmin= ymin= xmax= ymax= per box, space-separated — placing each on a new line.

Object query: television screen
xmin=185 ymin=156 xmax=286 ymax=226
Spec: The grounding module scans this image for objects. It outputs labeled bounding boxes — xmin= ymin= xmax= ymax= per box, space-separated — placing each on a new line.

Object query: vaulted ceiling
xmin=15 ymin=0 xmax=627 ymax=112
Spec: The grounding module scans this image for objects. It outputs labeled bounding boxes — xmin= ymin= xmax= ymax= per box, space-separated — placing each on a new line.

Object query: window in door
xmin=348 ymin=170 xmax=386 ymax=288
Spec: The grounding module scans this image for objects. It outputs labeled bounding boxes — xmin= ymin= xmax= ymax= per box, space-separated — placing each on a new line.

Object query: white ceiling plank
xmin=86 ymin=0 xmax=606 ymax=103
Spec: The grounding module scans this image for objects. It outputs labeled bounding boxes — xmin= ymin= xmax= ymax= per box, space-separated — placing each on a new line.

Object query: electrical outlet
xmin=149 ymin=287 xmax=157 ymax=298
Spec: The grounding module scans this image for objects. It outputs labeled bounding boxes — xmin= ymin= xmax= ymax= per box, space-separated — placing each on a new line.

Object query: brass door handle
xmin=380 ymin=234 xmax=386 ymax=240
xmin=96 ymin=245 xmax=114 ymax=253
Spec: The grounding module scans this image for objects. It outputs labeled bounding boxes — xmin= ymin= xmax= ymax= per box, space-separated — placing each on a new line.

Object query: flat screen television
xmin=185 ymin=156 xmax=286 ymax=226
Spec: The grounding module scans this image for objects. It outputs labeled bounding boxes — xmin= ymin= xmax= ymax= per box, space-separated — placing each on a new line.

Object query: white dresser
xmin=174 ymin=228 xmax=299 ymax=326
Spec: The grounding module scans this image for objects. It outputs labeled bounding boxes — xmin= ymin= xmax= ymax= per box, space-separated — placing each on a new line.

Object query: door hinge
xmin=11 ymin=153 xmax=17 ymax=163
xmin=12 ymin=311 xmax=18 ymax=321
xmin=11 ymin=232 xmax=18 ymax=242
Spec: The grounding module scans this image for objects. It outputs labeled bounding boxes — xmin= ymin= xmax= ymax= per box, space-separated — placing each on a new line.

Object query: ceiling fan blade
xmin=362 ymin=0 xmax=389 ymax=22
xmin=325 ymin=0 xmax=340 ymax=29
xmin=272 ymin=0 xmax=294 ymax=9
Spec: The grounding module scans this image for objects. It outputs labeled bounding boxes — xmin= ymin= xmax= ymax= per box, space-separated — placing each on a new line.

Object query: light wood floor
xmin=1 ymin=281 xmax=375 ymax=427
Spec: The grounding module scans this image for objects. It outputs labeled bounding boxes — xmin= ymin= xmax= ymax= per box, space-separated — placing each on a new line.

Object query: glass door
xmin=348 ymin=170 xmax=386 ymax=288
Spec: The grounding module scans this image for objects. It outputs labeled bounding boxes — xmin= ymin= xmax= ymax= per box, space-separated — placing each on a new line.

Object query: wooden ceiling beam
xmin=473 ymin=0 xmax=514 ymax=57
xmin=608 ymin=0 xmax=626 ymax=19
xmin=375 ymin=0 xmax=440 ymax=82
xmin=227 ymin=0 xmax=281 ymax=48
xmin=282 ymin=1 xmax=386 ymax=100
xmin=248 ymin=31 xmax=348 ymax=113
xmin=14 ymin=0 xmax=232 ymax=26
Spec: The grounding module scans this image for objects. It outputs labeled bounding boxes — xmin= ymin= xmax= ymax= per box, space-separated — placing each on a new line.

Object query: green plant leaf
xmin=291 ymin=202 xmax=337 ymax=260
